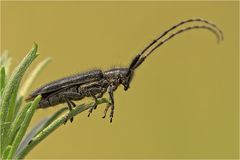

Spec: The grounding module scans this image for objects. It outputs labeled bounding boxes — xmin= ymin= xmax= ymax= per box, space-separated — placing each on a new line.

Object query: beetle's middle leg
xmin=87 ymin=93 xmax=98 ymax=117
xmin=87 ymin=86 xmax=106 ymax=117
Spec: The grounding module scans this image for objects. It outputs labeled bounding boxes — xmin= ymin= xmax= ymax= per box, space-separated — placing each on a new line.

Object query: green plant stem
xmin=37 ymin=107 xmax=68 ymax=132
xmin=16 ymin=98 xmax=110 ymax=159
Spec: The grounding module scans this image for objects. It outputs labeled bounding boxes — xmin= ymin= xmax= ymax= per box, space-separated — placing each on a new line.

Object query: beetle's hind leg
xmin=61 ymin=92 xmax=82 ymax=124
xmin=64 ymin=98 xmax=74 ymax=123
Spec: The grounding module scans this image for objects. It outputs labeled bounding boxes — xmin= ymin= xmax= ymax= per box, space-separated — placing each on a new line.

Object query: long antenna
xmin=145 ymin=25 xmax=222 ymax=58
xmin=131 ymin=24 xmax=223 ymax=70
xmin=139 ymin=18 xmax=224 ymax=57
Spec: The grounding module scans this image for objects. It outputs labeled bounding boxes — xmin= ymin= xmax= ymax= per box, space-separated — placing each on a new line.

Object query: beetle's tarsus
xmin=102 ymin=103 xmax=111 ymax=118
xmin=88 ymin=103 xmax=97 ymax=117
xmin=88 ymin=108 xmax=92 ymax=117
xmin=110 ymin=107 xmax=114 ymax=123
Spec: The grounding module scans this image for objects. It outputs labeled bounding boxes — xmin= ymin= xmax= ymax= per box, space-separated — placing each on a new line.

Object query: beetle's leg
xmin=63 ymin=97 xmax=74 ymax=123
xmin=108 ymin=85 xmax=115 ymax=123
xmin=94 ymin=91 xmax=105 ymax=110
xmin=61 ymin=92 xmax=82 ymax=123
xmin=87 ymin=86 xmax=106 ymax=116
xmin=70 ymin=101 xmax=76 ymax=108
xmin=88 ymin=94 xmax=98 ymax=117
xmin=102 ymin=103 xmax=111 ymax=119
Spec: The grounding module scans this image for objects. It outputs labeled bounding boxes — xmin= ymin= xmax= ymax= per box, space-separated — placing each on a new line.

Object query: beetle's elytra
xmin=26 ymin=18 xmax=223 ymax=123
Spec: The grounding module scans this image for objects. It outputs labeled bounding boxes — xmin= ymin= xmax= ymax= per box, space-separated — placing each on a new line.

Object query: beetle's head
xmin=104 ymin=68 xmax=134 ymax=91
xmin=121 ymin=69 xmax=134 ymax=91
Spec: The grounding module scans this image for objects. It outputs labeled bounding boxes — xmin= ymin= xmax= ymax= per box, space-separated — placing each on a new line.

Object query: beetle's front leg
xmin=108 ymin=85 xmax=115 ymax=123
xmin=102 ymin=84 xmax=116 ymax=122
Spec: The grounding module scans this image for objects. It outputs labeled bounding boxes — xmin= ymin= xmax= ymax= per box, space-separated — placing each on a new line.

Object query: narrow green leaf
xmin=0 ymin=67 xmax=6 ymax=96
xmin=6 ymin=102 xmax=32 ymax=148
xmin=20 ymin=57 xmax=52 ymax=97
xmin=0 ymin=43 xmax=38 ymax=152
xmin=16 ymin=98 xmax=110 ymax=159
xmin=13 ymin=96 xmax=23 ymax=118
xmin=1 ymin=85 xmax=20 ymax=151
xmin=2 ymin=145 xmax=12 ymax=160
xmin=15 ymin=107 xmax=67 ymax=156
xmin=7 ymin=95 xmax=41 ymax=159
xmin=0 ymin=43 xmax=38 ymax=124
xmin=16 ymin=118 xmax=49 ymax=156
xmin=6 ymin=84 xmax=19 ymax=123
xmin=0 ymin=50 xmax=11 ymax=78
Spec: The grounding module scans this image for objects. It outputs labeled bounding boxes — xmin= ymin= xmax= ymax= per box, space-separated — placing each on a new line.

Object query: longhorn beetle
xmin=26 ymin=18 xmax=224 ymax=123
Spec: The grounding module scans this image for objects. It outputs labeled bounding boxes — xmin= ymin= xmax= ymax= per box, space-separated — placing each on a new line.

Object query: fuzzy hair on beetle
xmin=26 ymin=18 xmax=224 ymax=123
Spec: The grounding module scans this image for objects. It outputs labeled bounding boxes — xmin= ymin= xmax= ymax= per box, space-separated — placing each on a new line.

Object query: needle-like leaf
xmin=0 ymin=43 xmax=39 ymax=149
xmin=16 ymin=107 xmax=67 ymax=156
xmin=16 ymin=98 xmax=110 ymax=159
xmin=20 ymin=57 xmax=52 ymax=97
xmin=0 ymin=67 xmax=6 ymax=96
xmin=6 ymin=95 xmax=41 ymax=159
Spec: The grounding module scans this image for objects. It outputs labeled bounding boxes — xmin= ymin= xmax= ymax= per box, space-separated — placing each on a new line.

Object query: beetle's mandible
xmin=26 ymin=18 xmax=224 ymax=123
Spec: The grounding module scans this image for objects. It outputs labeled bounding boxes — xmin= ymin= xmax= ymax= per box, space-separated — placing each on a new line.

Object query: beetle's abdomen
xmin=37 ymin=86 xmax=84 ymax=108
xmin=38 ymin=94 xmax=65 ymax=108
